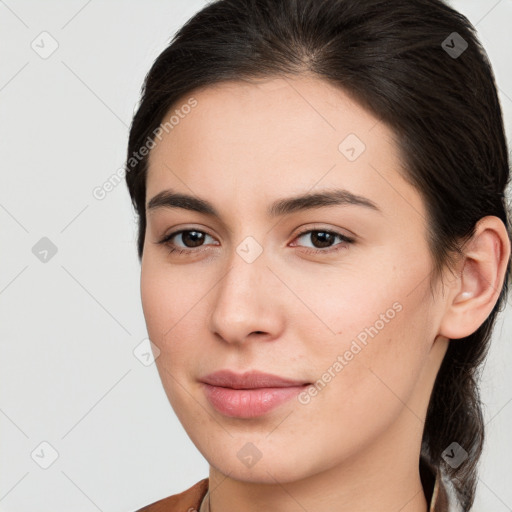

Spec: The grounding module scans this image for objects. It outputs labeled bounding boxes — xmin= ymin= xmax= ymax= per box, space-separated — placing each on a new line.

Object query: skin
xmin=140 ymin=75 xmax=510 ymax=512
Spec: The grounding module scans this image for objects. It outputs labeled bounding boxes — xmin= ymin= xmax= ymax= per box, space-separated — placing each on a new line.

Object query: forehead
xmin=149 ymin=75 xmax=383 ymax=162
xmin=145 ymin=75 xmax=422 ymax=221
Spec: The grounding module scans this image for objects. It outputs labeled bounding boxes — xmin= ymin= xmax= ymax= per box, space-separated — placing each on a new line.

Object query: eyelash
xmin=157 ymin=227 xmax=355 ymax=256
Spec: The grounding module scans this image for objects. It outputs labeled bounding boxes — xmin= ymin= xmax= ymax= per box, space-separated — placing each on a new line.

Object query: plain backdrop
xmin=1 ymin=1 xmax=511 ymax=511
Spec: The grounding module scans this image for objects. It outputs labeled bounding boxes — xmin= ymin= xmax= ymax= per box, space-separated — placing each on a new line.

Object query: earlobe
xmin=438 ymin=216 xmax=511 ymax=340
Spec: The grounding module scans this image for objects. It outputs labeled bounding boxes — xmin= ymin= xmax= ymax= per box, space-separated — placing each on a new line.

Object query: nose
xmin=208 ymin=249 xmax=284 ymax=346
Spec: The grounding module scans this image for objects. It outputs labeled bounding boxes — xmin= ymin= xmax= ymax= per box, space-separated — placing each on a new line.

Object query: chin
xmin=197 ymin=437 xmax=323 ymax=484
xmin=214 ymin=459 xmax=309 ymax=484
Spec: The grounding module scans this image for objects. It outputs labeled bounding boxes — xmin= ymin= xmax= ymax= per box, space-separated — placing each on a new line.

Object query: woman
xmin=125 ymin=0 xmax=511 ymax=510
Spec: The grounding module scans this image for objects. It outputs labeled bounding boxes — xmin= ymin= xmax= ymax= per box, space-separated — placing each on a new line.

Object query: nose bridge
xmin=209 ymin=239 xmax=281 ymax=343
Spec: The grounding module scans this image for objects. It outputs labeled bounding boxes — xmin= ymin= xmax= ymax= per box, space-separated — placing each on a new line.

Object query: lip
xmin=200 ymin=369 xmax=309 ymax=389
xmin=200 ymin=370 xmax=310 ymax=418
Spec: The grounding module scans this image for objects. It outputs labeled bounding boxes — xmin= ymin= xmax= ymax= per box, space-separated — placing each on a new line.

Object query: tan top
xmin=135 ymin=456 xmax=462 ymax=512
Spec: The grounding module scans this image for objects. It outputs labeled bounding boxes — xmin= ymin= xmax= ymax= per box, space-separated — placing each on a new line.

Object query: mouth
xmin=200 ymin=369 xmax=311 ymax=418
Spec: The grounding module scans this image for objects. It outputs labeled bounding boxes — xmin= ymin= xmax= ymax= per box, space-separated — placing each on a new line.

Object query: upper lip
xmin=200 ymin=370 xmax=309 ymax=389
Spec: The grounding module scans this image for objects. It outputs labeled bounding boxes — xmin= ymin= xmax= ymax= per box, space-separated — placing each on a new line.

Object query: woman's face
xmin=141 ymin=75 xmax=449 ymax=483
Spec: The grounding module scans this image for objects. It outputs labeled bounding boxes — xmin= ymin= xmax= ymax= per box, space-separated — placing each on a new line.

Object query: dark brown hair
xmin=125 ymin=0 xmax=511 ymax=508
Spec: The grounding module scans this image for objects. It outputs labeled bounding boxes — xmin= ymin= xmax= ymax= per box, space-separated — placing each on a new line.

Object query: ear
xmin=438 ymin=216 xmax=511 ymax=340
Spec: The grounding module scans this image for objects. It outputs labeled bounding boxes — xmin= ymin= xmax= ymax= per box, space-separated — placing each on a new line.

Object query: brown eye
xmin=157 ymin=229 xmax=218 ymax=255
xmin=173 ymin=230 xmax=206 ymax=248
xmin=292 ymin=229 xmax=355 ymax=255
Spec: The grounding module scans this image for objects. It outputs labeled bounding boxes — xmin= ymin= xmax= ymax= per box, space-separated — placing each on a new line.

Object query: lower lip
xmin=202 ymin=383 xmax=307 ymax=418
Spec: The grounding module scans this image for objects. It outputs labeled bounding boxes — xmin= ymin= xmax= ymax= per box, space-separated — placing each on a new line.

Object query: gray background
xmin=0 ymin=1 xmax=511 ymax=511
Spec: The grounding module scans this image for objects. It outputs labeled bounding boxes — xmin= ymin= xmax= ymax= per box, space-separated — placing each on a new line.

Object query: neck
xmin=204 ymin=411 xmax=430 ymax=512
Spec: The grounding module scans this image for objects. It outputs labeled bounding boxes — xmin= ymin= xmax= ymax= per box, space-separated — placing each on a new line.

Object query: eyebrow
xmin=146 ymin=188 xmax=382 ymax=217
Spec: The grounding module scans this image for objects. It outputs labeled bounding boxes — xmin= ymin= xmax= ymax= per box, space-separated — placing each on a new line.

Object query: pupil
xmin=184 ymin=231 xmax=204 ymax=247
xmin=312 ymin=231 xmax=333 ymax=248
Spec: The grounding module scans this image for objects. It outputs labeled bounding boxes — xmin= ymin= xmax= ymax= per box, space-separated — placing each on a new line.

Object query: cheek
xmin=140 ymin=262 xmax=207 ymax=420
xmin=291 ymin=241 xmax=432 ymax=347
xmin=292 ymin=250 xmax=434 ymax=414
xmin=140 ymin=271 xmax=168 ymax=346
xmin=292 ymin=306 xmax=432 ymax=471
xmin=140 ymin=260 xmax=188 ymax=364
xmin=141 ymin=253 xmax=196 ymax=339
xmin=140 ymin=257 xmax=212 ymax=374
